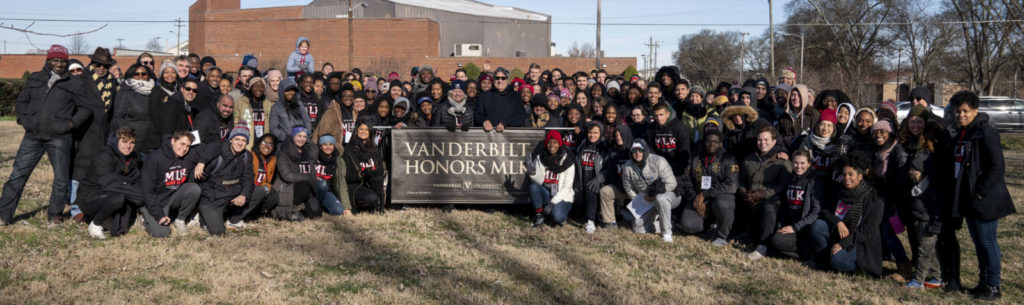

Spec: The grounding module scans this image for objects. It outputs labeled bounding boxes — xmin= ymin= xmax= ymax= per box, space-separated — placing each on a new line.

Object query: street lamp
xmin=347 ymin=1 xmax=369 ymax=70
xmin=778 ymin=31 xmax=804 ymax=83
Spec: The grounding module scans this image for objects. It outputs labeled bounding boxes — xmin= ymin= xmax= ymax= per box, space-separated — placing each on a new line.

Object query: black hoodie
xmin=194 ymin=106 xmax=234 ymax=144
xmin=576 ymin=122 xmax=609 ymax=189
xmin=343 ymin=138 xmax=386 ymax=185
xmin=561 ymin=103 xmax=586 ymax=149
xmin=646 ymin=106 xmax=691 ymax=175
xmin=141 ymin=137 xmax=203 ymax=220
xmin=196 ymin=141 xmax=254 ymax=203
xmin=78 ymin=141 xmax=143 ymax=205
xmin=602 ymin=125 xmax=635 ymax=189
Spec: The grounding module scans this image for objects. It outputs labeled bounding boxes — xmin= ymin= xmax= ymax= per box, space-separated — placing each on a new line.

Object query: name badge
xmin=701 ymin=176 xmax=712 ymax=190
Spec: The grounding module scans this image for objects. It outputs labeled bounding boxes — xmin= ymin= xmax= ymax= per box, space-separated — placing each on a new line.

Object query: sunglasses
xmin=141 ymin=61 xmax=153 ymax=65
xmin=132 ymin=72 xmax=147 ymax=77
xmin=368 ymin=90 xmax=378 ymax=93
xmin=94 ymin=64 xmax=112 ymax=69
xmin=183 ymin=87 xmax=197 ymax=92
xmin=494 ymin=76 xmax=508 ymax=80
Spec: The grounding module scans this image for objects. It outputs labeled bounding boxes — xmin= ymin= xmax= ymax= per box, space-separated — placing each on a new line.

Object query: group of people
xmin=0 ymin=38 xmax=1014 ymax=301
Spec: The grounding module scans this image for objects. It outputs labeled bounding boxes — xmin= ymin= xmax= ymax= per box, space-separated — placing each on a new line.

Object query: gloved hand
xmin=525 ymin=158 xmax=536 ymax=176
xmin=461 ymin=120 xmax=471 ymax=132
xmin=585 ymin=179 xmax=603 ymax=194
xmin=748 ymin=189 xmax=767 ymax=203
xmin=445 ymin=119 xmax=457 ymax=132
xmin=646 ymin=180 xmax=665 ymax=198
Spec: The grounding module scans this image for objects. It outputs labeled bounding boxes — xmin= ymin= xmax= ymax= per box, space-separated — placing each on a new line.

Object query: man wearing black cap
xmin=908 ymin=86 xmax=947 ymax=128
xmin=0 ymin=45 xmax=96 ymax=226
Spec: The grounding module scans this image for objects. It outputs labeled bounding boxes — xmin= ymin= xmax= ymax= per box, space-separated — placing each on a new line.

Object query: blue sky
xmin=0 ymin=0 xmax=787 ymax=70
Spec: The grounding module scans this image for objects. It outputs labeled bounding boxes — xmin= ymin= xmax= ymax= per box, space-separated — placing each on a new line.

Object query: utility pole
xmin=596 ymin=0 xmax=601 ymax=70
xmin=640 ymin=54 xmax=647 ymax=78
xmin=174 ymin=18 xmax=184 ymax=56
xmin=653 ymin=40 xmax=660 ymax=71
xmin=645 ymin=36 xmax=654 ymax=79
xmin=738 ymin=32 xmax=747 ymax=82
xmin=116 ymin=38 xmax=124 ymax=49
xmin=769 ymin=0 xmax=775 ymax=80
xmin=348 ymin=0 xmax=355 ymax=70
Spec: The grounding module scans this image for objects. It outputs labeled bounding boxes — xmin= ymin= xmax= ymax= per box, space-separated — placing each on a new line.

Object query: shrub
xmin=462 ymin=63 xmax=481 ymax=81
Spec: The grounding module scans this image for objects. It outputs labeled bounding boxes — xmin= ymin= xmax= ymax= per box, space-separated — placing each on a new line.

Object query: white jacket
xmin=529 ymin=153 xmax=576 ymax=205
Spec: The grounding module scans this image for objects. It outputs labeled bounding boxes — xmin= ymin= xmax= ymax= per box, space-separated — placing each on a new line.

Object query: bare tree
xmin=567 ymin=41 xmax=596 ymax=58
xmin=947 ymin=0 xmax=1015 ymax=95
xmin=69 ymin=34 xmax=90 ymax=54
xmin=145 ymin=37 xmax=163 ymax=52
xmin=785 ymin=0 xmax=894 ymax=105
xmin=893 ymin=0 xmax=957 ymax=87
xmin=744 ymin=31 xmax=771 ymax=76
xmin=672 ymin=29 xmax=742 ymax=88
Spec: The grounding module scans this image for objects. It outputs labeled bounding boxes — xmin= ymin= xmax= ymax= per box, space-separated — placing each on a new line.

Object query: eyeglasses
xmin=70 ymin=68 xmax=83 ymax=73
xmin=260 ymin=141 xmax=274 ymax=146
xmin=494 ymin=76 xmax=508 ymax=80
xmin=141 ymin=61 xmax=153 ymax=65
xmin=368 ymin=90 xmax=378 ymax=94
xmin=182 ymin=87 xmax=197 ymax=92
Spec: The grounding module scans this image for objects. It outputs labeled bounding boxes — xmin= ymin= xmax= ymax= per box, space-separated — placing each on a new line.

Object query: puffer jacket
xmin=621 ymin=140 xmax=677 ymax=199
xmin=739 ymin=146 xmax=793 ymax=202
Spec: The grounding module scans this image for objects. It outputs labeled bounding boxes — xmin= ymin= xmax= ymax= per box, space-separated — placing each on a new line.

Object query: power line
xmin=1 ymin=16 xmax=1023 ymax=27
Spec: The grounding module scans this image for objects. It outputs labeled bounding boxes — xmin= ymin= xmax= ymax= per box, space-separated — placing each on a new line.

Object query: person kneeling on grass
xmin=767 ymin=149 xmax=822 ymax=262
xmin=314 ymin=134 xmax=353 ymax=216
xmin=344 ymin=122 xmax=387 ymax=213
xmin=679 ymin=130 xmax=738 ymax=246
xmin=194 ymin=126 xmax=254 ymax=235
xmin=140 ymin=131 xmax=203 ymax=237
xmin=227 ymin=133 xmax=280 ymax=226
xmin=809 ymin=151 xmax=884 ymax=277
xmin=621 ymin=139 xmax=679 ymax=243
xmin=77 ymin=127 xmax=144 ymax=239
xmin=526 ymin=130 xmax=576 ymax=227
xmin=273 ymin=126 xmax=321 ymax=221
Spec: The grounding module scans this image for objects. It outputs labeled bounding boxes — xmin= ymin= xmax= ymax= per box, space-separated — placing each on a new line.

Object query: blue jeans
xmin=69 ymin=180 xmax=81 ymax=217
xmin=966 ymin=218 xmax=1002 ymax=287
xmin=830 ymin=245 xmax=859 ymax=273
xmin=315 ymin=179 xmax=344 ymax=215
xmin=528 ymin=183 xmax=572 ymax=224
xmin=0 ymin=137 xmax=72 ymax=222
xmin=808 ymin=219 xmax=832 ymax=259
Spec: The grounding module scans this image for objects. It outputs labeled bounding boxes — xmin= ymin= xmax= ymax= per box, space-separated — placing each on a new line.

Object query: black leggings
xmin=293 ymin=181 xmax=321 ymax=218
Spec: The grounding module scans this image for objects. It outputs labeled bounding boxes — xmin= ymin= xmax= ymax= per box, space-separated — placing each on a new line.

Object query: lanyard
xmin=704 ymin=154 xmax=716 ymax=169
xmin=186 ymin=113 xmax=194 ymax=129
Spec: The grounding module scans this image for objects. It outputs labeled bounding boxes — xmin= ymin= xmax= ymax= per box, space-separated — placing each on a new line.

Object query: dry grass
xmin=0 ymin=121 xmax=1021 ymax=304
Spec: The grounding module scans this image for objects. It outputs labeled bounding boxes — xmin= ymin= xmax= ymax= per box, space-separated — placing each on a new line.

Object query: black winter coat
xmin=952 ymin=113 xmax=1016 ymax=221
xmin=194 ymin=110 xmax=233 ymax=145
xmin=15 ymin=69 xmax=94 ymax=140
xmin=146 ymin=93 xmax=195 ymax=152
xmin=474 ymin=86 xmax=527 ymax=127
xmin=646 ymin=112 xmax=691 ymax=175
xmin=196 ymin=142 xmax=254 ymax=204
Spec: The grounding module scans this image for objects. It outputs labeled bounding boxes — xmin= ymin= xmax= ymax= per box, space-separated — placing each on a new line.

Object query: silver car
xmin=977 ymin=96 xmax=1024 ymax=129
xmin=895 ymin=101 xmax=945 ymax=123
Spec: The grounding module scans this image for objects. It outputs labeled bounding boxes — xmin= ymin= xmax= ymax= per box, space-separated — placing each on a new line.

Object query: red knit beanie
xmin=46 ymin=44 xmax=69 ymax=61
xmin=544 ymin=130 xmax=563 ymax=146
xmin=819 ymin=109 xmax=837 ymax=125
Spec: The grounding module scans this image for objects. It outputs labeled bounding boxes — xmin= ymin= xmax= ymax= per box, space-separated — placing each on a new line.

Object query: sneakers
xmin=600 ymin=222 xmax=618 ymax=230
xmin=632 ymin=218 xmax=646 ymax=234
xmin=923 ymin=278 xmax=941 ymax=289
xmin=532 ymin=213 xmax=545 ymax=227
xmin=904 ymin=279 xmax=924 ymax=288
xmin=173 ymin=219 xmax=188 ymax=236
xmin=187 ymin=214 xmax=200 ymax=227
xmin=971 ymin=285 xmax=1002 ymax=301
xmin=943 ymin=280 xmax=964 ymax=293
xmin=661 ymin=233 xmax=673 ymax=243
xmin=584 ymin=220 xmax=596 ymax=234
xmin=711 ymin=238 xmax=728 ymax=246
xmin=227 ymin=220 xmax=247 ymax=229
xmin=747 ymin=245 xmax=767 ymax=261
xmin=87 ymin=221 xmax=107 ymax=239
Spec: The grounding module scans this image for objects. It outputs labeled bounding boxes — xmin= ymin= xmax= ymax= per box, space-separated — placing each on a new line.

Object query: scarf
xmin=446 ymin=96 xmax=468 ymax=116
xmin=873 ymin=139 xmax=897 ymax=176
xmin=125 ymin=78 xmax=155 ymax=96
xmin=540 ymin=148 xmax=574 ymax=174
xmin=838 ymin=182 xmax=872 ymax=227
xmin=159 ymin=80 xmax=175 ymax=96
xmin=807 ymin=132 xmax=831 ymax=150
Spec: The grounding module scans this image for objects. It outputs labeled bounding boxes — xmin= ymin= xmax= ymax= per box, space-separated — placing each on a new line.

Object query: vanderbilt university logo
xmin=463 ymin=180 xmax=473 ymax=190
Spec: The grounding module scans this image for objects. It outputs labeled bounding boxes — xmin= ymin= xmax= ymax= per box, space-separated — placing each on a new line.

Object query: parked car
xmin=977 ymin=96 xmax=1024 ymax=130
xmin=895 ymin=101 xmax=945 ymax=123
